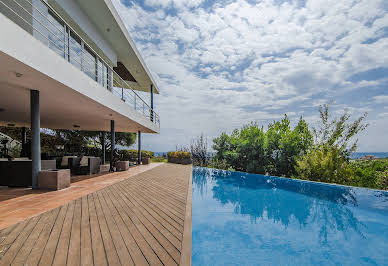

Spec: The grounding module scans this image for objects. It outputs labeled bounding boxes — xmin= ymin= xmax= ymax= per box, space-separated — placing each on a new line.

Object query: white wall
xmin=54 ymin=0 xmax=117 ymax=65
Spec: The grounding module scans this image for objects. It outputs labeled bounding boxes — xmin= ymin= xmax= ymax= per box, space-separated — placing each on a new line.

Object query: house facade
xmin=0 ymin=0 xmax=160 ymax=187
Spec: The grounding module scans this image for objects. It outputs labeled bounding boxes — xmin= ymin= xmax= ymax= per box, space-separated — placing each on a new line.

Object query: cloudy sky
xmin=112 ymin=0 xmax=388 ymax=152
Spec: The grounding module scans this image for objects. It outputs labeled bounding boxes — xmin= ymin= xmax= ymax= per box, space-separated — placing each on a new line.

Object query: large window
xmin=83 ymin=46 xmax=96 ymax=80
xmin=69 ymin=31 xmax=82 ymax=70
xmin=47 ymin=10 xmax=65 ymax=57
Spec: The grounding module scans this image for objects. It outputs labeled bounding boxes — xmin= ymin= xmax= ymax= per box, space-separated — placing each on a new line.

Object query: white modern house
xmin=0 ymin=0 xmax=160 ymax=187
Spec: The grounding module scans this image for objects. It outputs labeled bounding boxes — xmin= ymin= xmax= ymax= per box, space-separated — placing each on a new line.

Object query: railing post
xmin=137 ymin=131 xmax=141 ymax=165
xmin=110 ymin=120 xmax=115 ymax=172
xmin=150 ymin=84 xmax=154 ymax=122
xmin=134 ymin=94 xmax=137 ymax=111
xmin=63 ymin=25 xmax=67 ymax=59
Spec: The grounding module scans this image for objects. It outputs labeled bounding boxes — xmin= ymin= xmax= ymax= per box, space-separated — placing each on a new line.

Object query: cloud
xmin=113 ymin=0 xmax=388 ymax=152
xmin=374 ymin=95 xmax=388 ymax=104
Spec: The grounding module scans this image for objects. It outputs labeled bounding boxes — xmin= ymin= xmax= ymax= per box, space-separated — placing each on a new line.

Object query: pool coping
xmin=180 ymin=165 xmax=192 ymax=266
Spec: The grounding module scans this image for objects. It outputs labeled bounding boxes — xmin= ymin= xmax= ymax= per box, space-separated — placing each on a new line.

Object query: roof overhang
xmin=68 ymin=0 xmax=160 ymax=94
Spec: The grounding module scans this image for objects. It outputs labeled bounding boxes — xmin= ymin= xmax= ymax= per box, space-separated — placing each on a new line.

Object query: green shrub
xmin=207 ymin=158 xmax=234 ymax=171
xmin=349 ymin=160 xmax=388 ymax=190
xmin=295 ymin=146 xmax=353 ymax=185
xmin=118 ymin=149 xmax=154 ymax=161
xmin=151 ymin=156 xmax=167 ymax=163
xmin=167 ymin=151 xmax=191 ymax=159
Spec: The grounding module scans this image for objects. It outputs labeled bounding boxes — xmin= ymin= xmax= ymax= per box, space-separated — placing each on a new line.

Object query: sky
xmin=112 ymin=0 xmax=388 ymax=152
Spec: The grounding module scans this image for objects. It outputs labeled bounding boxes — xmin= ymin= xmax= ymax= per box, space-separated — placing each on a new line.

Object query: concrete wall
xmin=54 ymin=0 xmax=117 ymax=65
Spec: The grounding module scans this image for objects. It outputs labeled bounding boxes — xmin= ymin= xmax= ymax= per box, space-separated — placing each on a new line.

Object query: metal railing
xmin=0 ymin=0 xmax=160 ymax=127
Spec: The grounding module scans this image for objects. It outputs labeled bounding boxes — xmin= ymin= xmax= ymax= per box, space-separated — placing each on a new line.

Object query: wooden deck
xmin=0 ymin=163 xmax=163 ymax=230
xmin=0 ymin=163 xmax=192 ymax=265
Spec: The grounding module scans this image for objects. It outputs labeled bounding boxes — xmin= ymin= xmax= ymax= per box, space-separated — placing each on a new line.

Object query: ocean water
xmin=155 ymin=152 xmax=388 ymax=159
xmin=192 ymin=167 xmax=388 ymax=265
xmin=351 ymin=152 xmax=388 ymax=159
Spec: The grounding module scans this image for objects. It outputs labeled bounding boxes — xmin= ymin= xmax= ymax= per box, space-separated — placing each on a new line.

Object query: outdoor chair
xmin=68 ymin=156 xmax=101 ymax=175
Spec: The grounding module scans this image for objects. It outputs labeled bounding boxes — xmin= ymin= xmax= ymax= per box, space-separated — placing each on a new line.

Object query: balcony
xmin=0 ymin=0 xmax=160 ymax=127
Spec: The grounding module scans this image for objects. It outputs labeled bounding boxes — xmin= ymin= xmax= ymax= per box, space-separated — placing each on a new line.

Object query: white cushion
xmin=61 ymin=156 xmax=77 ymax=167
xmin=80 ymin=156 xmax=89 ymax=167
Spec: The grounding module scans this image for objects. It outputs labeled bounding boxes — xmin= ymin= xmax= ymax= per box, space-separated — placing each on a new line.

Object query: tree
xmin=295 ymin=104 xmax=368 ymax=184
xmin=265 ymin=115 xmax=313 ymax=176
xmin=212 ymin=116 xmax=313 ymax=176
xmin=190 ymin=133 xmax=208 ymax=166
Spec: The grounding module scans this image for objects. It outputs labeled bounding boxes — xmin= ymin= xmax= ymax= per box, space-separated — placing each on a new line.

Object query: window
xmin=47 ymin=10 xmax=65 ymax=58
xmin=69 ymin=31 xmax=82 ymax=70
xmin=83 ymin=46 xmax=96 ymax=80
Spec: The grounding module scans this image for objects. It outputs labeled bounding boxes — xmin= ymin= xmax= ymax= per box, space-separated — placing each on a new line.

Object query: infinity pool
xmin=192 ymin=167 xmax=388 ymax=265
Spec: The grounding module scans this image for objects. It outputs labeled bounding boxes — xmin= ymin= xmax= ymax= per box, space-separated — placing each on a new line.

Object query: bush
xmin=349 ymin=160 xmax=388 ymax=190
xmin=167 ymin=151 xmax=191 ymax=159
xmin=207 ymin=158 xmax=234 ymax=171
xmin=212 ymin=116 xmax=312 ymax=175
xmin=295 ymin=146 xmax=353 ymax=184
xmin=151 ymin=156 xmax=167 ymax=163
xmin=118 ymin=149 xmax=154 ymax=161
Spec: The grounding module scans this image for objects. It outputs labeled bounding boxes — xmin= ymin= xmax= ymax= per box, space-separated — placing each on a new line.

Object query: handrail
xmin=0 ymin=0 xmax=160 ymax=127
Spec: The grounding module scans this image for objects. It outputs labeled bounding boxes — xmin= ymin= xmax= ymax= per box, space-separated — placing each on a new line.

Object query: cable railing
xmin=0 ymin=0 xmax=160 ymax=127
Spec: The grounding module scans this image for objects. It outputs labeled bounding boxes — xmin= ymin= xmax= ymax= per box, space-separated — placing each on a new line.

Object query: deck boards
xmin=0 ymin=164 xmax=191 ymax=266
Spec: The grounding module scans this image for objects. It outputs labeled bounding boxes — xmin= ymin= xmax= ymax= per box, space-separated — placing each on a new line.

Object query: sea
xmin=154 ymin=152 xmax=388 ymax=159
xmin=350 ymin=152 xmax=388 ymax=159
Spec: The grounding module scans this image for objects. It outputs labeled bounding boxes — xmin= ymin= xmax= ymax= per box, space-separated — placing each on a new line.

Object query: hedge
xmin=167 ymin=151 xmax=191 ymax=159
xmin=118 ymin=150 xmax=154 ymax=161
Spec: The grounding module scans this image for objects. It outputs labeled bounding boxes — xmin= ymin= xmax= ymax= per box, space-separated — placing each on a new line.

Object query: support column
xmin=150 ymin=84 xmax=154 ymax=122
xmin=101 ymin=131 xmax=106 ymax=164
xmin=110 ymin=120 xmax=115 ymax=172
xmin=137 ymin=131 xmax=141 ymax=165
xmin=30 ymin=90 xmax=40 ymax=189
xmin=21 ymin=127 xmax=26 ymax=146
xmin=20 ymin=127 xmax=26 ymax=157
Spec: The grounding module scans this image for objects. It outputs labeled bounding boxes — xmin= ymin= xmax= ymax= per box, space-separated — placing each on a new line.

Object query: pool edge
xmin=180 ymin=165 xmax=193 ymax=266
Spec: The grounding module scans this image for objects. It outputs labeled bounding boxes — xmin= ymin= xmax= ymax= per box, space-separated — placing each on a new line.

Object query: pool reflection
xmin=194 ymin=167 xmax=388 ymax=242
xmin=192 ymin=167 xmax=388 ymax=265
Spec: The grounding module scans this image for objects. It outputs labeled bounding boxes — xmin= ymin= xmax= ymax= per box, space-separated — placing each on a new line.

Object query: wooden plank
xmin=118 ymin=185 xmax=183 ymax=240
xmin=0 ymin=224 xmax=17 ymax=245
xmin=0 ymin=219 xmax=29 ymax=247
xmin=80 ymin=196 xmax=93 ymax=266
xmin=95 ymin=190 xmax=134 ymax=266
xmin=118 ymin=182 xmax=185 ymax=226
xmin=38 ymin=204 xmax=68 ymax=266
xmin=124 ymin=178 xmax=186 ymax=211
xmin=87 ymin=193 xmax=108 ymax=266
xmin=126 ymin=176 xmax=187 ymax=200
xmin=92 ymin=192 xmax=121 ymax=265
xmin=115 ymin=182 xmax=182 ymax=250
xmin=10 ymin=210 xmax=53 ymax=265
xmin=105 ymin=186 xmax=162 ymax=266
xmin=67 ymin=198 xmax=82 ymax=266
xmin=0 ymin=216 xmax=40 ymax=265
xmin=99 ymin=188 xmax=149 ymax=266
xmin=52 ymin=200 xmax=75 ymax=266
xmin=109 ymin=185 xmax=178 ymax=266
xmin=25 ymin=207 xmax=61 ymax=266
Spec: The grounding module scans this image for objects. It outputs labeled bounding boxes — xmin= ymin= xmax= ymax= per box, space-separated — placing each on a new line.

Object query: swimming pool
xmin=192 ymin=167 xmax=388 ymax=265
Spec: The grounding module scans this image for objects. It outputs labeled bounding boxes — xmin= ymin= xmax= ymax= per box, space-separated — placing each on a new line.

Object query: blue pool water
xmin=192 ymin=167 xmax=388 ymax=265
